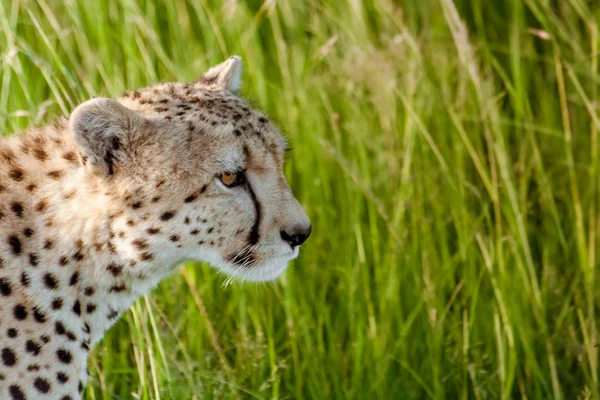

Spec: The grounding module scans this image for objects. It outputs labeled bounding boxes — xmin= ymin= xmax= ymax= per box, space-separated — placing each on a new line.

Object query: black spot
xmin=57 ymin=371 xmax=69 ymax=383
xmin=132 ymin=239 xmax=148 ymax=249
xmin=184 ymin=193 xmax=197 ymax=203
xmin=27 ymin=364 xmax=40 ymax=371
xmin=20 ymin=272 xmax=30 ymax=287
xmin=72 ymin=300 xmax=81 ymax=316
xmin=1 ymin=348 xmax=17 ymax=366
xmin=62 ymin=396 xmax=73 ymax=400
xmin=44 ymin=273 xmax=58 ymax=289
xmin=33 ymin=147 xmax=48 ymax=161
xmin=86 ymin=303 xmax=97 ymax=314
xmin=62 ymin=151 xmax=78 ymax=164
xmin=110 ymin=284 xmax=126 ymax=293
xmin=107 ymin=308 xmax=119 ymax=320
xmin=84 ymin=287 xmax=95 ymax=296
xmin=0 ymin=278 xmax=12 ymax=296
xmin=40 ymin=335 xmax=50 ymax=343
xmin=10 ymin=202 xmax=23 ymax=217
xmin=55 ymin=321 xmax=66 ymax=334
xmin=8 ymin=235 xmax=21 ymax=255
xmin=23 ymin=228 xmax=34 ymax=237
xmin=48 ymin=170 xmax=64 ymax=179
xmin=8 ymin=385 xmax=25 ymax=400
xmin=107 ymin=263 xmax=123 ymax=276
xmin=7 ymin=328 xmax=17 ymax=338
xmin=25 ymin=340 xmax=41 ymax=356
xmin=52 ymin=298 xmax=63 ymax=310
xmin=160 ymin=211 xmax=176 ymax=221
xmin=29 ymin=253 xmax=39 ymax=266
xmin=69 ymin=272 xmax=79 ymax=286
xmin=56 ymin=349 xmax=72 ymax=364
xmin=33 ymin=307 xmax=47 ymax=323
xmin=59 ymin=256 xmax=69 ymax=266
xmin=13 ymin=305 xmax=27 ymax=320
xmin=33 ymin=377 xmax=51 ymax=393
xmin=9 ymin=169 xmax=24 ymax=181
xmin=131 ymin=201 xmax=143 ymax=209
xmin=79 ymin=381 xmax=84 ymax=393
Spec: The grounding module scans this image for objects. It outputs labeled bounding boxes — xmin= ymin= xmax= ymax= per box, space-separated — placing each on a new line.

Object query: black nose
xmin=280 ymin=224 xmax=312 ymax=247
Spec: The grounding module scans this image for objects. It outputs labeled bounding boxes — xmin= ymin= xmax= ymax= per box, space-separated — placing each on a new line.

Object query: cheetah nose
xmin=280 ymin=223 xmax=312 ymax=248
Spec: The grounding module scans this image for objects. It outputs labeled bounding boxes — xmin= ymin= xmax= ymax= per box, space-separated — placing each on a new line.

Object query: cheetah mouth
xmin=216 ymin=245 xmax=299 ymax=282
xmin=227 ymin=244 xmax=298 ymax=267
xmin=228 ymin=247 xmax=256 ymax=267
xmin=238 ymin=259 xmax=290 ymax=281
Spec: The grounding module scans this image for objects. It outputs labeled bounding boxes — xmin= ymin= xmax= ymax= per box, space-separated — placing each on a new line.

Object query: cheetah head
xmin=69 ymin=56 xmax=311 ymax=282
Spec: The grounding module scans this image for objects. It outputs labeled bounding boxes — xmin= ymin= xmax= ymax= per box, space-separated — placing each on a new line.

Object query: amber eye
xmin=219 ymin=171 xmax=246 ymax=187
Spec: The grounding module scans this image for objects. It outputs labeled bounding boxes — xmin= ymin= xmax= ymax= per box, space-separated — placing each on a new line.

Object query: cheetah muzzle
xmin=0 ymin=56 xmax=311 ymax=399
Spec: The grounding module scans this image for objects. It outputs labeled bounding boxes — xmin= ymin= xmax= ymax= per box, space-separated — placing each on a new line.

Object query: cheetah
xmin=0 ymin=56 xmax=311 ymax=399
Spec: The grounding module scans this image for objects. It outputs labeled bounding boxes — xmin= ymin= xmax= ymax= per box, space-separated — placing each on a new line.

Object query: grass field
xmin=1 ymin=0 xmax=599 ymax=398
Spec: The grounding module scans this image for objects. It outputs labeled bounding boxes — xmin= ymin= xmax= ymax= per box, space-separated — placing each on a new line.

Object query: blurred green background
xmin=1 ymin=0 xmax=599 ymax=398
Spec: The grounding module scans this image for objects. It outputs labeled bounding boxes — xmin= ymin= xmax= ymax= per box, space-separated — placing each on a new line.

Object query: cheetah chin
xmin=0 ymin=55 xmax=310 ymax=399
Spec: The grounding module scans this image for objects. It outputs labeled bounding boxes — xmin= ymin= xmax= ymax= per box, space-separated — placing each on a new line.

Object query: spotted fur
xmin=0 ymin=56 xmax=311 ymax=399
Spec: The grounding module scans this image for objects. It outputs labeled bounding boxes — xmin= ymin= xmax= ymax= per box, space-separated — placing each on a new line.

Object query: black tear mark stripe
xmin=246 ymin=180 xmax=261 ymax=245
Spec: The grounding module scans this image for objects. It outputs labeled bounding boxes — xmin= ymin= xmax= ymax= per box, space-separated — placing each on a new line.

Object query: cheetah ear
xmin=196 ymin=55 xmax=242 ymax=93
xmin=70 ymin=98 xmax=145 ymax=177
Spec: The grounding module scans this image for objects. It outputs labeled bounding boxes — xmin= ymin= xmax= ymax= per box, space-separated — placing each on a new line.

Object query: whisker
xmin=221 ymin=243 xmax=256 ymax=287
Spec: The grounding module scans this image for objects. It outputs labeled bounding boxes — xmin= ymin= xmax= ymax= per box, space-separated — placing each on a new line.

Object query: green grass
xmin=1 ymin=0 xmax=599 ymax=398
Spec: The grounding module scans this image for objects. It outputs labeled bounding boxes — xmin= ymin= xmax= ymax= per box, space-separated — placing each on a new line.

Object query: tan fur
xmin=0 ymin=56 xmax=310 ymax=399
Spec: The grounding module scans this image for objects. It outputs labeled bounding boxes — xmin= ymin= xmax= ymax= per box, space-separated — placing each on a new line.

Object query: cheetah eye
xmin=219 ymin=171 xmax=246 ymax=187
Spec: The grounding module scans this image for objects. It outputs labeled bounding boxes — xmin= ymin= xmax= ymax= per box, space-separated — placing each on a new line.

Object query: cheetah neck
xmin=1 ymin=124 xmax=183 ymax=347
xmin=38 ymin=172 xmax=185 ymax=347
